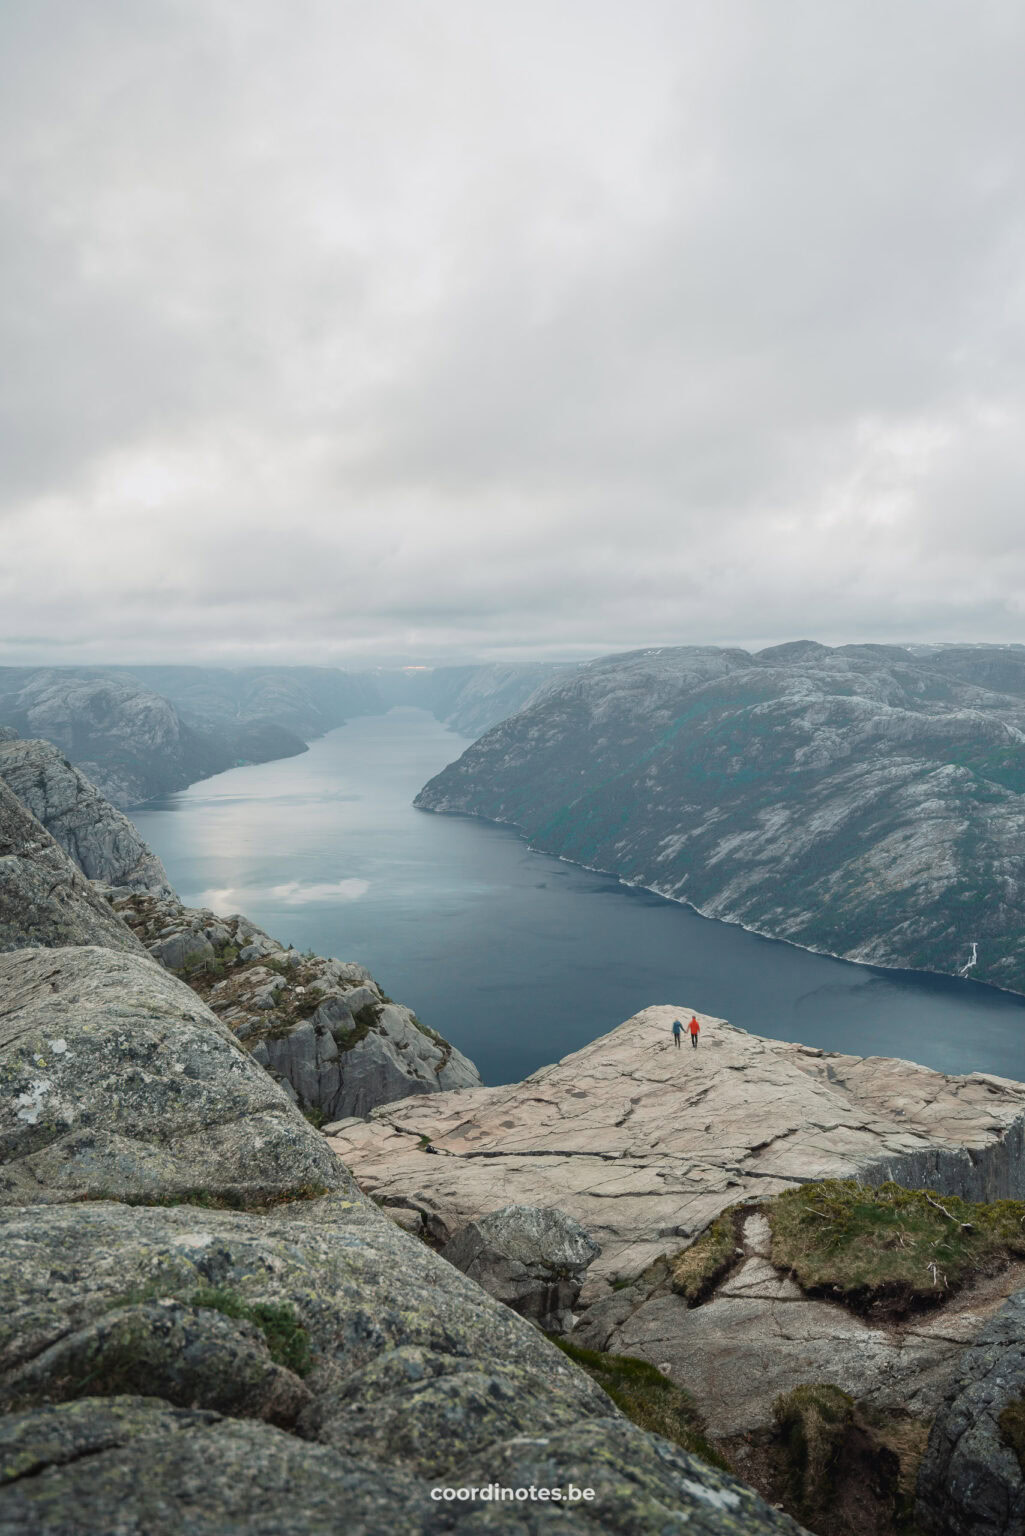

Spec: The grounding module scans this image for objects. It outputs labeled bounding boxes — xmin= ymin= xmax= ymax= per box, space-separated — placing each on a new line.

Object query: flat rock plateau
xmin=329 ymin=1006 xmax=1025 ymax=1287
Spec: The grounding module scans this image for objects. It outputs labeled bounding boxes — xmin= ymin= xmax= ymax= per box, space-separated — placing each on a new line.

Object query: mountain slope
xmin=415 ymin=643 xmax=1025 ymax=993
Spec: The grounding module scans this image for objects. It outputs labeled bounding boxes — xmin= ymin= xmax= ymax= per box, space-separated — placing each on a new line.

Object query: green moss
xmin=302 ymin=1105 xmax=327 ymax=1130
xmin=670 ymin=1208 xmax=741 ymax=1304
xmin=768 ymin=1180 xmax=1025 ymax=1315
xmin=999 ymin=1396 xmax=1025 ymax=1475
xmin=551 ymin=1336 xmax=728 ymax=1470
xmin=188 ymin=1286 xmax=313 ymax=1376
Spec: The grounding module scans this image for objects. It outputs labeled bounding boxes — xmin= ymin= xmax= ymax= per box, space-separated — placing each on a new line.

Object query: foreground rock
xmin=329 ymin=1006 xmax=1025 ymax=1284
xmin=0 ymin=736 xmax=173 ymax=893
xmin=0 ymin=1197 xmax=804 ymax=1534
xmin=440 ymin=1204 xmax=601 ymax=1333
xmin=112 ymin=890 xmax=482 ymax=1120
xmin=0 ymin=946 xmax=346 ymax=1206
xmin=915 ymin=1290 xmax=1025 ymax=1535
xmin=0 ymin=779 xmax=143 ymax=955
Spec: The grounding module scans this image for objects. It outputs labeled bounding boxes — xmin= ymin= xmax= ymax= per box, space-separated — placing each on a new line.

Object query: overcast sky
xmin=2 ymin=1 xmax=1024 ymax=667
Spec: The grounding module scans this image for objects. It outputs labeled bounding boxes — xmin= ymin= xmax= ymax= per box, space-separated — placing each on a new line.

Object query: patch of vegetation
xmin=772 ymin=1384 xmax=855 ymax=1524
xmin=292 ymin=985 xmax=325 ymax=1020
xmin=189 ymin=1286 xmax=313 ymax=1376
xmin=670 ymin=1207 xmax=742 ymax=1304
xmin=768 ymin=1180 xmax=1025 ymax=1316
xmin=74 ymin=1183 xmax=331 ymax=1213
xmin=552 ymin=1336 xmax=728 ymax=1470
xmin=302 ymin=1105 xmax=327 ymax=1130
xmin=999 ymin=1396 xmax=1025 ymax=1475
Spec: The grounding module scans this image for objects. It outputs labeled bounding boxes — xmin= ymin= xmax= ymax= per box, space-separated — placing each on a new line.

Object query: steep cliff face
xmin=0 ymin=776 xmax=144 ymax=955
xmin=415 ymin=643 xmax=1025 ymax=992
xmin=0 ymin=737 xmax=173 ymax=893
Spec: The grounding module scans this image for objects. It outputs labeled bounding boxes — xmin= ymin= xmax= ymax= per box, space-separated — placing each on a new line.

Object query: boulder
xmin=0 ymin=1197 xmax=806 ymax=1535
xmin=0 ymin=945 xmax=348 ymax=1206
xmin=441 ymin=1204 xmax=601 ymax=1333
xmin=0 ymin=779 xmax=143 ymax=956
xmin=915 ymin=1289 xmax=1025 ymax=1535
xmin=0 ymin=738 xmax=173 ymax=894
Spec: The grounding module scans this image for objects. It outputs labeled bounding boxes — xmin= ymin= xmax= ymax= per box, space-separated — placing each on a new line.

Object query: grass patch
xmin=670 ymin=1208 xmax=741 ymax=1304
xmin=773 ymin=1384 xmax=855 ymax=1523
xmin=551 ymin=1336 xmax=728 ymax=1470
xmin=1000 ymin=1397 xmax=1025 ymax=1475
xmin=302 ymin=1105 xmax=327 ymax=1130
xmin=768 ymin=1180 xmax=1025 ymax=1316
xmin=189 ymin=1286 xmax=313 ymax=1376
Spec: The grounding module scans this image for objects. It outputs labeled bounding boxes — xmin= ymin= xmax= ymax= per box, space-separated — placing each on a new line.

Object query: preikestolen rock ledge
xmin=328 ymin=1005 xmax=1025 ymax=1285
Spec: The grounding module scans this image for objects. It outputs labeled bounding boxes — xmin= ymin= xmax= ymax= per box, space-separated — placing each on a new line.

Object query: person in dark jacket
xmin=688 ymin=1015 xmax=700 ymax=1049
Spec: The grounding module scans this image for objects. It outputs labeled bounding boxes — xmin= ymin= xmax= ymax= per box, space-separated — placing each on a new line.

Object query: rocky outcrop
xmin=0 ymin=779 xmax=143 ymax=955
xmin=328 ymin=1006 xmax=1025 ymax=1285
xmin=414 ymin=642 xmax=1025 ymax=993
xmin=0 ymin=1195 xmax=804 ymax=1535
xmin=915 ymin=1291 xmax=1025 ymax=1535
xmin=0 ymin=945 xmax=346 ymax=1206
xmin=111 ymin=891 xmax=482 ymax=1120
xmin=0 ymin=737 xmax=172 ymax=893
xmin=0 ymin=948 xmax=805 ymax=1535
xmin=440 ymin=1204 xmax=601 ymax=1333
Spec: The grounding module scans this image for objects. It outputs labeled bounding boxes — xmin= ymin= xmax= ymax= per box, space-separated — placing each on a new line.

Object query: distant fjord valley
xmin=5 ymin=641 xmax=1025 ymax=1001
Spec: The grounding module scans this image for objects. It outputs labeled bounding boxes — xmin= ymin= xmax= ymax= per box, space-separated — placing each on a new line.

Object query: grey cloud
xmin=3 ymin=0 xmax=1025 ymax=663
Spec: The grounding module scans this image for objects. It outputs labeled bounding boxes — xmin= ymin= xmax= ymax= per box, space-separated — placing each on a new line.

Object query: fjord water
xmin=129 ymin=708 xmax=1025 ymax=1087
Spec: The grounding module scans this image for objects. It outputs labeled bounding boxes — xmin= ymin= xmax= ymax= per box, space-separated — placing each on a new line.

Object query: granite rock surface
xmin=0 ymin=945 xmax=347 ymax=1206
xmin=0 ymin=778 xmax=143 ymax=955
xmin=329 ymin=1006 xmax=1025 ymax=1284
xmin=915 ymin=1289 xmax=1025 ymax=1536
xmin=0 ymin=737 xmax=173 ymax=893
xmin=440 ymin=1203 xmax=601 ymax=1332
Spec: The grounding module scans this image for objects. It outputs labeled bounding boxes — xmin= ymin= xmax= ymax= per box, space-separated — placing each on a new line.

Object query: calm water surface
xmin=129 ymin=708 xmax=1025 ymax=1086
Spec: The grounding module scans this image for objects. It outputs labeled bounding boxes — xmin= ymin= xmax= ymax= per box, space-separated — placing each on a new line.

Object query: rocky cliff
xmin=0 ymin=821 xmax=800 ymax=1531
xmin=327 ymin=1005 xmax=1025 ymax=1285
xmin=0 ymin=735 xmax=173 ymax=893
xmin=415 ymin=642 xmax=1025 ymax=993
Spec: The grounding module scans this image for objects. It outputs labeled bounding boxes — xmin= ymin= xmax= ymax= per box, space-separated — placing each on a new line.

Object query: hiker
xmin=672 ymin=1019 xmax=683 ymax=1049
xmin=688 ymin=1015 xmax=700 ymax=1049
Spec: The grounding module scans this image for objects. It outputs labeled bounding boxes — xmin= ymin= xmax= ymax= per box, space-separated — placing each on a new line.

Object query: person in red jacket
xmin=688 ymin=1015 xmax=700 ymax=1049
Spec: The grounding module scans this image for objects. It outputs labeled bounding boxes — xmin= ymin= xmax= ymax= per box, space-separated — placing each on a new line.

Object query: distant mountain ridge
xmin=0 ymin=661 xmax=566 ymax=807
xmin=415 ymin=642 xmax=1025 ymax=995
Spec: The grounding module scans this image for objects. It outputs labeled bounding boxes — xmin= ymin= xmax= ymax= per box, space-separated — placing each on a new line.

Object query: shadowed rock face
xmin=915 ymin=1291 xmax=1025 ymax=1536
xmin=441 ymin=1204 xmax=601 ymax=1333
xmin=414 ymin=642 xmax=1025 ymax=993
xmin=0 ymin=738 xmax=173 ymax=894
xmin=0 ymin=945 xmax=348 ymax=1206
xmin=0 ymin=779 xmax=143 ymax=956
xmin=0 ymin=1198 xmax=807 ymax=1536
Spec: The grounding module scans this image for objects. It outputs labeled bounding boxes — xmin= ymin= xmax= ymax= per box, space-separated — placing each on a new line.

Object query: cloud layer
xmin=3 ymin=1 xmax=1025 ymax=664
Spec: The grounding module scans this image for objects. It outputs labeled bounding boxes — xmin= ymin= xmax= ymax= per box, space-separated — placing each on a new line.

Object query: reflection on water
xmin=130 ymin=708 xmax=1025 ymax=1087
